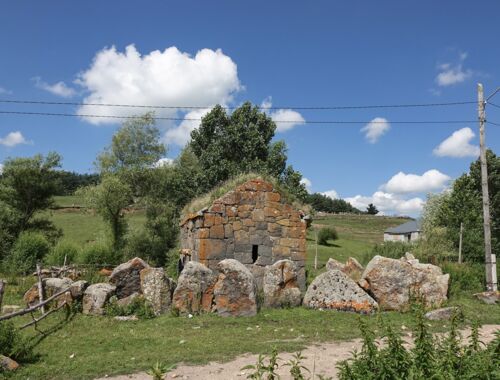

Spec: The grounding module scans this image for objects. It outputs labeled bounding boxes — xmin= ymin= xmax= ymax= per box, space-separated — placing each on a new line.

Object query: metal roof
xmin=384 ymin=219 xmax=422 ymax=234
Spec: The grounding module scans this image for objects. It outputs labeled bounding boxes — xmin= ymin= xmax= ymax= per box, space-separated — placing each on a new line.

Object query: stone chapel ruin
xmin=179 ymin=178 xmax=308 ymax=289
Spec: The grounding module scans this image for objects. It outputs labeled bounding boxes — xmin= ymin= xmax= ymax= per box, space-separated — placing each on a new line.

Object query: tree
xmin=0 ymin=152 xmax=62 ymax=242
xmin=366 ymin=203 xmax=379 ymax=215
xmin=306 ymin=193 xmax=360 ymax=214
xmin=78 ymin=175 xmax=132 ymax=253
xmin=96 ymin=112 xmax=166 ymax=196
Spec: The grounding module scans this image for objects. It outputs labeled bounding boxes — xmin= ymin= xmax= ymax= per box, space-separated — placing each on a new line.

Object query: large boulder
xmin=23 ymin=277 xmax=74 ymax=307
xmin=213 ymin=259 xmax=257 ymax=317
xmin=172 ymin=262 xmax=217 ymax=314
xmin=359 ymin=254 xmax=449 ymax=311
xmin=109 ymin=257 xmax=150 ymax=299
xmin=140 ymin=267 xmax=175 ymax=315
xmin=263 ymin=260 xmax=302 ymax=308
xmin=326 ymin=257 xmax=364 ymax=281
xmin=82 ymin=283 xmax=116 ymax=315
xmin=304 ymin=270 xmax=378 ymax=314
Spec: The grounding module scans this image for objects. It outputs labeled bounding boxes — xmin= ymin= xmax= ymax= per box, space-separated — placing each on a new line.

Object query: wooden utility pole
xmin=458 ymin=222 xmax=463 ymax=264
xmin=478 ymin=83 xmax=498 ymax=291
xmin=314 ymin=228 xmax=318 ymax=270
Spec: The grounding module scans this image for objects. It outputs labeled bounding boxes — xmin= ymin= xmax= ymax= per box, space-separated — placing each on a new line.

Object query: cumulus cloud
xmin=76 ymin=45 xmax=241 ymax=129
xmin=322 ymin=189 xmax=339 ymax=199
xmin=361 ymin=117 xmax=390 ymax=143
xmin=435 ymin=52 xmax=473 ymax=87
xmin=300 ymin=177 xmax=312 ymax=192
xmin=381 ymin=169 xmax=451 ymax=194
xmin=260 ymin=97 xmax=305 ymax=132
xmin=433 ymin=127 xmax=479 ymax=158
xmin=345 ymin=191 xmax=424 ymax=215
xmin=0 ymin=131 xmax=31 ymax=147
xmin=33 ymin=76 xmax=76 ymax=98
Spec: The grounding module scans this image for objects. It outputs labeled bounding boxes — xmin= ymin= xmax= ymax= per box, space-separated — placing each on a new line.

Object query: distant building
xmin=383 ymin=219 xmax=422 ymax=243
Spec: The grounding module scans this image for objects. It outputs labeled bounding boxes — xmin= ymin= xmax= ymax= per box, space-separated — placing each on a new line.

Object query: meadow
xmin=1 ymin=199 xmax=499 ymax=379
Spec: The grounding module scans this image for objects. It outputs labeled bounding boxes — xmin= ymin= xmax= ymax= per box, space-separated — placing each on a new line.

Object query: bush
xmin=6 ymin=232 xmax=50 ymax=274
xmin=0 ymin=321 xmax=36 ymax=363
xmin=45 ymin=240 xmax=81 ymax=266
xmin=361 ymin=241 xmax=410 ymax=265
xmin=441 ymin=262 xmax=485 ymax=297
xmin=317 ymin=227 xmax=338 ymax=245
xmin=105 ymin=296 xmax=155 ymax=319
xmin=79 ymin=241 xmax=118 ymax=265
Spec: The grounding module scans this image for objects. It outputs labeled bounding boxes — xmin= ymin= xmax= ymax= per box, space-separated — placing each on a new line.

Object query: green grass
xmin=2 ymin=212 xmax=499 ymax=379
xmin=52 ymin=195 xmax=86 ymax=208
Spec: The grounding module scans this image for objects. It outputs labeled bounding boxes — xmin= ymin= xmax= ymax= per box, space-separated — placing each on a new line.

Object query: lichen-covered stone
xmin=69 ymin=280 xmax=89 ymax=300
xmin=359 ymin=255 xmax=449 ymax=311
xmin=109 ymin=257 xmax=150 ymax=299
xmin=263 ymin=260 xmax=302 ymax=308
xmin=0 ymin=355 xmax=19 ymax=371
xmin=140 ymin=267 xmax=174 ymax=315
xmin=82 ymin=283 xmax=116 ymax=315
xmin=326 ymin=258 xmax=345 ymax=271
xmin=172 ymin=262 xmax=217 ymax=314
xmin=304 ymin=270 xmax=377 ymax=314
xmin=213 ymin=259 xmax=257 ymax=317
xmin=23 ymin=277 xmax=74 ymax=307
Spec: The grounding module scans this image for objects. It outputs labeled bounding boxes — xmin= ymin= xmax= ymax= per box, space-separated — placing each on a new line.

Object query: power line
xmin=488 ymin=102 xmax=500 ymax=109
xmin=487 ymin=120 xmax=500 ymax=127
xmin=0 ymin=98 xmax=477 ymax=111
xmin=0 ymin=109 xmax=478 ymax=125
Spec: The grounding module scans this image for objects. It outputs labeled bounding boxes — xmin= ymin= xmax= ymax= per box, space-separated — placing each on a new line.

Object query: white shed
xmin=384 ymin=220 xmax=421 ymax=243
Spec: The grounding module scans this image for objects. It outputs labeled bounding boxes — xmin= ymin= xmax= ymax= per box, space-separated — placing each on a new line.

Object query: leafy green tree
xmin=366 ymin=203 xmax=379 ymax=215
xmin=97 ymin=112 xmax=166 ymax=196
xmin=0 ymin=152 xmax=62 ymax=243
xmin=6 ymin=231 xmax=51 ymax=274
xmin=189 ymin=102 xmax=307 ymax=198
xmin=78 ymin=175 xmax=132 ymax=252
xmin=307 ymin=192 xmax=360 ymax=213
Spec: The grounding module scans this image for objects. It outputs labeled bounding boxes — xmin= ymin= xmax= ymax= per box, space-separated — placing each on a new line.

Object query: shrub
xmin=0 ymin=321 xmax=36 ymax=363
xmin=45 ymin=240 xmax=80 ymax=266
xmin=6 ymin=231 xmax=50 ymax=274
xmin=361 ymin=241 xmax=410 ymax=265
xmin=105 ymin=296 xmax=155 ymax=319
xmin=79 ymin=241 xmax=118 ymax=265
xmin=441 ymin=262 xmax=485 ymax=297
xmin=317 ymin=227 xmax=338 ymax=245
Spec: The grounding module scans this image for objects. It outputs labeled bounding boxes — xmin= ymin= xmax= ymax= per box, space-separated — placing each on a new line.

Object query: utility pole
xmin=458 ymin=222 xmax=463 ymax=264
xmin=478 ymin=83 xmax=497 ymax=291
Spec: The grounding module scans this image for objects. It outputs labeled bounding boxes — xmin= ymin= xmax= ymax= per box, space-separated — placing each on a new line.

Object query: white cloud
xmin=0 ymin=163 xmax=3 ymax=174
xmin=0 ymin=86 xmax=11 ymax=95
xmin=33 ymin=76 xmax=76 ymax=98
xmin=163 ymin=107 xmax=212 ymax=146
xmin=260 ymin=97 xmax=305 ymax=132
xmin=76 ymin=45 xmax=241 ymax=129
xmin=435 ymin=52 xmax=473 ymax=87
xmin=154 ymin=157 xmax=174 ymax=167
xmin=0 ymin=131 xmax=31 ymax=147
xmin=361 ymin=117 xmax=390 ymax=143
xmin=322 ymin=189 xmax=339 ymax=199
xmin=433 ymin=127 xmax=479 ymax=158
xmin=300 ymin=177 xmax=312 ymax=192
xmin=345 ymin=191 xmax=424 ymax=215
xmin=381 ymin=169 xmax=451 ymax=194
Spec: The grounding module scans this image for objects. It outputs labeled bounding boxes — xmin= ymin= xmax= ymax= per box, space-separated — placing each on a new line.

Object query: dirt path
xmin=97 ymin=325 xmax=499 ymax=380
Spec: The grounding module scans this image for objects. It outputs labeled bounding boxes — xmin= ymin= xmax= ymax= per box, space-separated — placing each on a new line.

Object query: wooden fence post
xmin=36 ymin=263 xmax=46 ymax=314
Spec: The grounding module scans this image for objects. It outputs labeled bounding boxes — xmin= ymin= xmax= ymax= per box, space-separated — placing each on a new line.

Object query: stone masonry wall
xmin=180 ymin=179 xmax=307 ymax=290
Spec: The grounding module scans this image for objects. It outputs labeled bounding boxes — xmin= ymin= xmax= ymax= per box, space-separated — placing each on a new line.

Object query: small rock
xmin=325 ymin=258 xmax=345 ymax=271
xmin=115 ymin=292 xmax=141 ymax=307
xmin=0 ymin=355 xmax=19 ymax=371
xmin=473 ymin=291 xmax=500 ymax=305
xmin=114 ymin=315 xmax=139 ymax=321
xmin=424 ymin=307 xmax=460 ymax=321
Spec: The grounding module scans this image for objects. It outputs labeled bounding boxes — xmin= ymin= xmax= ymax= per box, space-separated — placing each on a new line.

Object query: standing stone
xmin=303 ymin=270 xmax=378 ymax=314
xmin=359 ymin=255 xmax=449 ymax=311
xmin=172 ymin=262 xmax=217 ymax=314
xmin=140 ymin=267 xmax=175 ymax=315
xmin=82 ymin=283 xmax=116 ymax=315
xmin=213 ymin=259 xmax=257 ymax=317
xmin=263 ymin=260 xmax=302 ymax=308
xmin=109 ymin=257 xmax=150 ymax=299
xmin=343 ymin=257 xmax=364 ymax=281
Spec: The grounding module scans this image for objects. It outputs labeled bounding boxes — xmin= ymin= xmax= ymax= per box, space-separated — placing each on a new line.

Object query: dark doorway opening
xmin=252 ymin=245 xmax=259 ymax=263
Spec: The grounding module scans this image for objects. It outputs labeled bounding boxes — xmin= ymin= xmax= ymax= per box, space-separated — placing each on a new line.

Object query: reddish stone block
xmin=266 ymin=191 xmax=281 ymax=202
xmin=210 ymin=225 xmax=225 ymax=239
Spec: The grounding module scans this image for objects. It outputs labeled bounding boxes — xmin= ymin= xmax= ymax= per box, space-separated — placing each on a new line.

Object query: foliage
xmin=79 ymin=240 xmax=117 ymax=265
xmin=241 ymin=347 xmax=281 ymax=379
xmin=366 ymin=203 xmax=379 ymax=215
xmin=105 ymin=296 xmax=156 ymax=319
xmin=284 ymin=352 xmax=310 ymax=380
xmin=307 ymin=193 xmax=360 ymax=214
xmin=189 ymin=102 xmax=307 ymax=200
xmin=5 ymin=231 xmax=50 ymax=274
xmin=337 ymin=312 xmax=500 ymax=380
xmin=0 ymin=152 xmax=62 ymax=244
xmin=146 ymin=361 xmax=175 ymax=380
xmin=360 ymin=241 xmax=410 ymax=265
xmin=429 ymin=150 xmax=500 ymax=263
xmin=45 ymin=240 xmax=80 ymax=266
xmin=54 ymin=171 xmax=100 ymax=196
xmin=96 ymin=112 xmax=166 ymax=197
xmin=317 ymin=227 xmax=338 ymax=245
xmin=0 ymin=321 xmax=36 ymax=364
xmin=441 ymin=262 xmax=485 ymax=297
xmin=412 ymin=226 xmax=455 ymax=264
xmin=78 ymin=175 xmax=132 ymax=252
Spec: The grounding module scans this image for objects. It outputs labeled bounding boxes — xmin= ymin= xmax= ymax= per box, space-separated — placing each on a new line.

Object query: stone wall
xmin=180 ymin=179 xmax=307 ymax=289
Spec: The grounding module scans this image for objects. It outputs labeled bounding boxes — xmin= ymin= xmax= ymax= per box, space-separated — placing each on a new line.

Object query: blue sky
xmin=1 ymin=1 xmax=499 ymax=216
